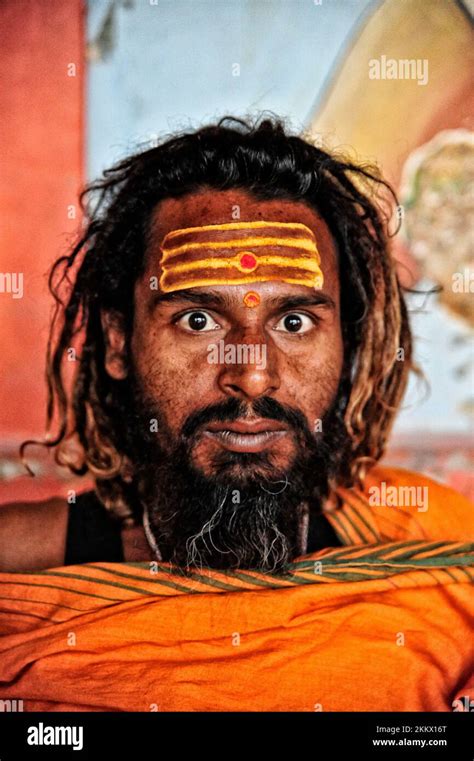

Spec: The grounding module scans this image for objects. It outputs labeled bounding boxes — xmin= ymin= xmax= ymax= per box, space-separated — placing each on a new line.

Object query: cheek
xmin=130 ymin=322 xmax=218 ymax=425
xmin=279 ymin=328 xmax=343 ymax=414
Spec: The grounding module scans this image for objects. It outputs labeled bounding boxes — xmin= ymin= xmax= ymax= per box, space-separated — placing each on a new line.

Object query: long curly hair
xmin=22 ymin=115 xmax=415 ymax=525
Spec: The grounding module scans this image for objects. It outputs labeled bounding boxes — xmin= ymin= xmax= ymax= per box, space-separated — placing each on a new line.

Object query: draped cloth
xmin=0 ymin=466 xmax=473 ymax=711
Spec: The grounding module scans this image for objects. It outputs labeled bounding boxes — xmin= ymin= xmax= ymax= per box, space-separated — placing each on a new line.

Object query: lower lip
xmin=203 ymin=430 xmax=288 ymax=453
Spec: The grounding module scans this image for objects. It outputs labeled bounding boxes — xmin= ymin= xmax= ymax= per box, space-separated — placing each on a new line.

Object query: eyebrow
xmin=151 ymin=289 xmax=336 ymax=311
xmin=152 ymin=289 xmax=227 ymax=308
xmin=267 ymin=293 xmax=336 ymax=311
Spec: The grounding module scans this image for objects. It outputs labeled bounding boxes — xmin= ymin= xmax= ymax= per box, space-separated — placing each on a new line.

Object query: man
xmin=0 ymin=117 xmax=472 ymax=712
xmin=0 ymin=115 xmax=471 ymax=572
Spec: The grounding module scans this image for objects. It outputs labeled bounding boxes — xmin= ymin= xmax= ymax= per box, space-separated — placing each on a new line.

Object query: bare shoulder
xmin=0 ymin=496 xmax=69 ymax=572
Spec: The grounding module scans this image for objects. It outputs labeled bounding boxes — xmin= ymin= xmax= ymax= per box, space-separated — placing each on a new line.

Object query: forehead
xmin=145 ymin=187 xmax=338 ymax=274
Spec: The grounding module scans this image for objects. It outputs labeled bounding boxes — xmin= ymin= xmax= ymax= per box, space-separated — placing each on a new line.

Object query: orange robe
xmin=0 ymin=465 xmax=472 ymax=712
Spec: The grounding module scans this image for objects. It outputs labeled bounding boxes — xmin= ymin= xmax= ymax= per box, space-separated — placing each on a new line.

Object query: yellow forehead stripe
xmin=159 ymin=220 xmax=324 ymax=293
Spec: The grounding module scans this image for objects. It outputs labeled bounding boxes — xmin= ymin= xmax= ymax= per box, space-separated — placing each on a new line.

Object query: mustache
xmin=180 ymin=396 xmax=313 ymax=441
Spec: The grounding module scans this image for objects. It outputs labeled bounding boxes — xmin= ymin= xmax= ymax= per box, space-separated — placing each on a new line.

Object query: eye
xmin=273 ymin=312 xmax=315 ymax=334
xmin=175 ymin=310 xmax=221 ymax=333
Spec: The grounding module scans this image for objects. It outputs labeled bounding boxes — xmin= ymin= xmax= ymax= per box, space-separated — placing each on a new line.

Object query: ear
xmin=101 ymin=310 xmax=128 ymax=380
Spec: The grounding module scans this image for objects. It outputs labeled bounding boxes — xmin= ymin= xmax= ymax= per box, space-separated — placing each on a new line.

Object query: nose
xmin=216 ymin=329 xmax=280 ymax=401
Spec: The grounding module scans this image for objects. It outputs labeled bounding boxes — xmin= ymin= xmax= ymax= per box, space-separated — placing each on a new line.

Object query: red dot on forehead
xmin=243 ymin=290 xmax=260 ymax=308
xmin=239 ymin=252 xmax=257 ymax=270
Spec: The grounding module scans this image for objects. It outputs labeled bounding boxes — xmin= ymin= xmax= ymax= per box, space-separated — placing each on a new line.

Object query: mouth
xmin=202 ymin=419 xmax=289 ymax=453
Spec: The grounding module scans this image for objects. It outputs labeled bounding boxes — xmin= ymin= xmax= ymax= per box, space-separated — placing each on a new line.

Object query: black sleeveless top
xmin=64 ymin=491 xmax=342 ymax=565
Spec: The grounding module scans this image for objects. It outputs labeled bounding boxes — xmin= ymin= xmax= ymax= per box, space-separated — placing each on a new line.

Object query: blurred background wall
xmin=0 ymin=0 xmax=85 ymax=500
xmin=1 ymin=0 xmax=472 ymax=501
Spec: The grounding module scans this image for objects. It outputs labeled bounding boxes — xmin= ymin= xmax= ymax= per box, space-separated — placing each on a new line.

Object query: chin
xmin=195 ymin=449 xmax=295 ymax=485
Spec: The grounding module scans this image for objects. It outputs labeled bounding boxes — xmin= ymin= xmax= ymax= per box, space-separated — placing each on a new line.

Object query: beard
xmin=120 ymin=374 xmax=349 ymax=572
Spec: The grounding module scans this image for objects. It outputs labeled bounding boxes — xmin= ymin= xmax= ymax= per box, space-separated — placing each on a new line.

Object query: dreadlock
xmin=21 ymin=114 xmax=415 ymax=525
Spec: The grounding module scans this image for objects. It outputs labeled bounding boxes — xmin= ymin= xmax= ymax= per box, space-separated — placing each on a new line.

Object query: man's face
xmin=106 ymin=188 xmax=344 ymax=569
xmin=133 ymin=188 xmax=342 ymax=466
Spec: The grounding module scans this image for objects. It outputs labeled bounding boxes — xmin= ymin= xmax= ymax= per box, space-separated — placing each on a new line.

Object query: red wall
xmin=0 ymin=0 xmax=85 ymax=442
xmin=0 ymin=0 xmax=85 ymax=501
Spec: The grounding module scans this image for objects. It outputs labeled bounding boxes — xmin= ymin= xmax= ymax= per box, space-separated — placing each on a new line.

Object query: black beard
xmin=119 ymin=381 xmax=350 ymax=572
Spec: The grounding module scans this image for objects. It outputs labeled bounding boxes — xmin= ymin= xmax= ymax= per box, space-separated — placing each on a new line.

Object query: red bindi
xmin=243 ymin=291 xmax=261 ymax=308
xmin=239 ymin=252 xmax=257 ymax=270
